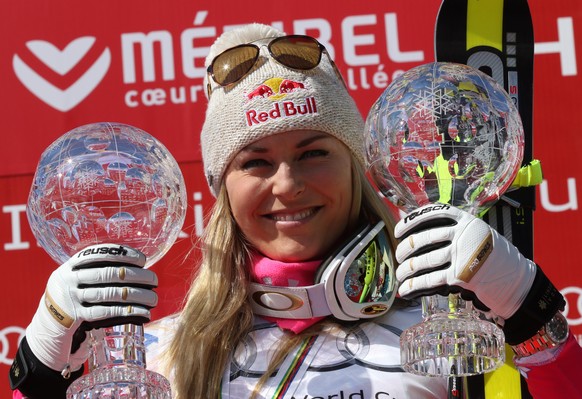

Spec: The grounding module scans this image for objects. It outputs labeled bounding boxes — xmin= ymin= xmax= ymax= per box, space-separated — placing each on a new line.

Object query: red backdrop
xmin=1 ymin=1 xmax=581 ymax=395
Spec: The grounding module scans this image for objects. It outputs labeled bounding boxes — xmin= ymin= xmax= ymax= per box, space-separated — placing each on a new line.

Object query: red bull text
xmin=246 ymin=97 xmax=318 ymax=127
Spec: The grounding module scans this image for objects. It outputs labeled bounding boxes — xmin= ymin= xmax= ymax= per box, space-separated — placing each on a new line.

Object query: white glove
xmin=25 ymin=244 xmax=158 ymax=374
xmin=394 ymin=204 xmax=536 ymax=320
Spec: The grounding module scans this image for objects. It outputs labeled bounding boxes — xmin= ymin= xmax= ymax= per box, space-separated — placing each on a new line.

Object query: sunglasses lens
xmin=269 ymin=36 xmax=323 ymax=70
xmin=211 ymin=45 xmax=259 ymax=86
xmin=209 ymin=36 xmax=326 ymax=89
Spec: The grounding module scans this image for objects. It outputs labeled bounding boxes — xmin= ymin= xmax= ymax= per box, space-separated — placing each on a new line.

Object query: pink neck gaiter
xmin=250 ymin=252 xmax=326 ymax=334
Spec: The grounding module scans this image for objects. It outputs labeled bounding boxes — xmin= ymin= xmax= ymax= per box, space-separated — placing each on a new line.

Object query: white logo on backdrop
xmin=562 ymin=286 xmax=582 ymax=326
xmin=12 ymin=37 xmax=111 ymax=112
xmin=0 ymin=326 xmax=25 ymax=365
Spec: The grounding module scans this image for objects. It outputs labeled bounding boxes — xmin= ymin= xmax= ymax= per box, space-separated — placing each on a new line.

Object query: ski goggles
xmin=249 ymin=221 xmax=397 ymax=321
xmin=206 ymin=35 xmax=345 ymax=96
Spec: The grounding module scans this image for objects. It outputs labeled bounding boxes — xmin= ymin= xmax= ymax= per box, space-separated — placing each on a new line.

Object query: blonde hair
xmin=165 ymin=154 xmax=397 ymax=399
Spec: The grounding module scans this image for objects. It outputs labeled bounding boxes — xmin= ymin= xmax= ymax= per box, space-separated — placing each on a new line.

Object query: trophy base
xmin=66 ymin=365 xmax=171 ymax=399
xmin=400 ymin=309 xmax=505 ymax=376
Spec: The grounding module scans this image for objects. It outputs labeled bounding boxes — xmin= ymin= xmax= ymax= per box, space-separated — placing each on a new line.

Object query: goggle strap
xmin=249 ymin=221 xmax=396 ymax=322
xmin=249 ymin=282 xmax=332 ymax=319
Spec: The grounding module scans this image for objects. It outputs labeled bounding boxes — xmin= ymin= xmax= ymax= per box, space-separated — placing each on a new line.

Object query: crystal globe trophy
xmin=27 ymin=122 xmax=187 ymax=398
xmin=364 ymin=62 xmax=524 ymax=376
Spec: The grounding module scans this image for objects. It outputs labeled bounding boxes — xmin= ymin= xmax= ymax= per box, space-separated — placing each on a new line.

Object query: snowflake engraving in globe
xmin=27 ymin=122 xmax=187 ymax=266
xmin=364 ymin=62 xmax=524 ymax=215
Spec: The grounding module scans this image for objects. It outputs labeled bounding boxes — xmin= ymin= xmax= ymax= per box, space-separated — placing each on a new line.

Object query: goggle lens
xmin=344 ymin=228 xmax=394 ymax=305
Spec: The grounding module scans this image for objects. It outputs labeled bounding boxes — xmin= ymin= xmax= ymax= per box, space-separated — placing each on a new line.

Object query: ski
xmin=435 ymin=0 xmax=535 ymax=398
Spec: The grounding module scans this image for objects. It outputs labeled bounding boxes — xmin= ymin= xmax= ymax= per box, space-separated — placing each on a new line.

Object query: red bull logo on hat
xmin=245 ymin=77 xmax=318 ymax=127
xmin=246 ymin=77 xmax=305 ymax=100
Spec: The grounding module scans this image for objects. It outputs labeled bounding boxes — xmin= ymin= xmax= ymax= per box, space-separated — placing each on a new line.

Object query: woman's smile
xmin=267 ymin=207 xmax=319 ymax=222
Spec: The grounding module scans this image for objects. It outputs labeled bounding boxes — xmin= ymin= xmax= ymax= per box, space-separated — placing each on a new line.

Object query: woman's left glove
xmin=25 ymin=244 xmax=157 ymax=374
xmin=394 ymin=203 xmax=536 ymax=320
xmin=10 ymin=244 xmax=157 ymax=398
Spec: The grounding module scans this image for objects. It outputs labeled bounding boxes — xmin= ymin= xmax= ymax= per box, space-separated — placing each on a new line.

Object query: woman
xmin=10 ymin=23 xmax=581 ymax=399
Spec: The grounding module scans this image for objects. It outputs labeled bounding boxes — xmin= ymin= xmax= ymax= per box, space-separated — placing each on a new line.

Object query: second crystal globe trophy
xmin=26 ymin=122 xmax=187 ymax=398
xmin=364 ymin=62 xmax=525 ymax=376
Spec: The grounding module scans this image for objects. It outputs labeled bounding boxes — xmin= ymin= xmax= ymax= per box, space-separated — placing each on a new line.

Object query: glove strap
xmin=9 ymin=336 xmax=84 ymax=398
xmin=503 ymin=265 xmax=566 ymax=345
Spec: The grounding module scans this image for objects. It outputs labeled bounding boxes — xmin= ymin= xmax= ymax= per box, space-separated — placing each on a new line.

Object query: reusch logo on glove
xmin=403 ymin=204 xmax=451 ymax=223
xmin=77 ymin=246 xmax=128 ymax=258
xmin=459 ymin=233 xmax=493 ymax=282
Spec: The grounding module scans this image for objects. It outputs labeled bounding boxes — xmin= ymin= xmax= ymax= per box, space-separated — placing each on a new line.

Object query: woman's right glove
xmin=24 ymin=243 xmax=158 ymax=375
xmin=394 ymin=204 xmax=536 ymax=319
xmin=394 ymin=204 xmax=565 ymax=345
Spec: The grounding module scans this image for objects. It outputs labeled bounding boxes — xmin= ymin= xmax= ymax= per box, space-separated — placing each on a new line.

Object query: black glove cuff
xmin=9 ymin=336 xmax=84 ymax=398
xmin=503 ymin=265 xmax=566 ymax=345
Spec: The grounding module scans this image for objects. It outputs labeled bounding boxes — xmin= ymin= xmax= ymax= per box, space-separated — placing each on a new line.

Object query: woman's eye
xmin=242 ymin=159 xmax=270 ymax=169
xmin=301 ymin=149 xmax=328 ymax=159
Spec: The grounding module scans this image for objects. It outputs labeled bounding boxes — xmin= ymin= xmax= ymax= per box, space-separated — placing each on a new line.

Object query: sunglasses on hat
xmin=206 ymin=34 xmax=346 ymax=97
xmin=249 ymin=221 xmax=397 ymax=321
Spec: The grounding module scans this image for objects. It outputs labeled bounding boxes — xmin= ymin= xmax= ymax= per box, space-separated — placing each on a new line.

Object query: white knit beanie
xmin=201 ymin=23 xmax=365 ymax=196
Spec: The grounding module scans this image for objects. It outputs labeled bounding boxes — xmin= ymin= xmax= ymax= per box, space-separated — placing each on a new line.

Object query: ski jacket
xmin=144 ymin=306 xmax=582 ymax=399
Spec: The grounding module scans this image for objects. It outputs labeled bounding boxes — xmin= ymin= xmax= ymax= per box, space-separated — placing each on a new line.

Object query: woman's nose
xmin=271 ymin=163 xmax=305 ymax=198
